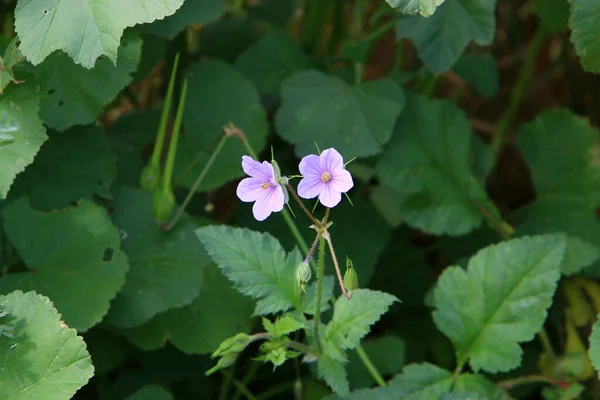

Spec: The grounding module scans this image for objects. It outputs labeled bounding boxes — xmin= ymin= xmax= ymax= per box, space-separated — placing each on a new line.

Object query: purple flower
xmin=237 ymin=156 xmax=286 ymax=221
xmin=297 ymin=148 xmax=354 ymax=208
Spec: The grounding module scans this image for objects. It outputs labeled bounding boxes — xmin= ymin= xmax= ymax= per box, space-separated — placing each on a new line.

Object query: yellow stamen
xmin=261 ymin=182 xmax=268 ymax=190
xmin=321 ymin=172 xmax=332 ymax=183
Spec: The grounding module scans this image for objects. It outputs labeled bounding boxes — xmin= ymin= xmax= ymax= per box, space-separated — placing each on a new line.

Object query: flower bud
xmin=211 ymin=332 xmax=252 ymax=358
xmin=295 ymin=262 xmax=311 ymax=294
xmin=152 ymin=188 xmax=175 ymax=223
xmin=139 ymin=163 xmax=160 ymax=190
xmin=205 ymin=353 xmax=237 ymax=376
xmin=343 ymin=256 xmax=358 ymax=293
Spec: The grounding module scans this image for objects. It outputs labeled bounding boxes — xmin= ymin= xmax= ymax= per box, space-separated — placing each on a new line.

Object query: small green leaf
xmin=385 ymin=0 xmax=445 ymax=17
xmin=235 ymin=31 xmax=314 ymax=95
xmin=318 ymin=353 xmax=350 ymax=397
xmin=264 ymin=314 xmax=305 ymax=337
xmin=1 ymin=198 xmax=129 ymax=332
xmin=433 ymin=235 xmax=566 ymax=373
xmin=174 ymin=60 xmax=268 ymax=192
xmin=140 ymin=0 xmax=224 ymax=39
xmin=0 ymin=82 xmax=47 ymax=199
xmin=120 ymin=265 xmax=254 ymax=354
xmin=396 ymin=0 xmax=497 ymax=74
xmin=0 ymin=290 xmax=94 ymax=399
xmin=275 ymin=70 xmax=405 ymax=158
xmin=388 ymin=363 xmax=453 ymax=399
xmin=323 ymin=289 xmax=398 ymax=361
xmin=196 ymin=225 xmax=303 ymax=315
xmin=126 ymin=385 xmax=173 ymax=400
xmin=105 ymin=187 xmax=209 ymax=328
xmin=14 ymin=0 xmax=182 ymax=68
xmin=376 ymin=93 xmax=500 ymax=235
xmin=11 ymin=126 xmax=117 ymax=211
xmin=569 ymin=0 xmax=600 ymax=73
xmin=37 ymin=29 xmax=142 ymax=131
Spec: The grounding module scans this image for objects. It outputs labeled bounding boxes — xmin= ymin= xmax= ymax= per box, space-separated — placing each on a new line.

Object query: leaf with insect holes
xmin=0 ymin=198 xmax=128 ymax=332
xmin=433 ymin=235 xmax=566 ymax=373
xmin=0 ymin=291 xmax=94 ymax=400
xmin=14 ymin=0 xmax=182 ymax=68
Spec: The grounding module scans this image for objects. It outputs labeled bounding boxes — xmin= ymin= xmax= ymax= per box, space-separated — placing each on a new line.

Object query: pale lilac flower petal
xmin=320 ymin=148 xmax=343 ymax=172
xmin=298 ymin=154 xmax=322 ymax=177
xmin=331 ymin=169 xmax=354 ymax=193
xmin=237 ymin=178 xmax=265 ymax=202
xmin=242 ymin=156 xmax=273 ymax=180
xmin=253 ymin=186 xmax=285 ymax=221
xmin=319 ymin=184 xmax=342 ymax=208
xmin=297 ymin=177 xmax=323 ymax=199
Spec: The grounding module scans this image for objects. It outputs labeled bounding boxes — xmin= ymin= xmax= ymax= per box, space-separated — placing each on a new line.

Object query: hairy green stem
xmin=161 ymin=79 xmax=188 ymax=193
xmin=492 ymin=28 xmax=545 ymax=156
xmin=163 ymin=133 xmax=229 ymax=230
xmin=356 ymin=345 xmax=386 ymax=387
xmin=497 ymin=374 xmax=558 ymax=390
xmin=286 ymin=184 xmax=322 ymax=227
xmin=313 ymin=236 xmax=326 ymax=352
xmin=323 ymin=231 xmax=350 ymax=299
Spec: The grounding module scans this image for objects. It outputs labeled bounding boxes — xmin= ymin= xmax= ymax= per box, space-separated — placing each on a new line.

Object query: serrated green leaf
xmin=14 ymin=0 xmax=182 ymax=68
xmin=126 ymin=385 xmax=173 ymax=400
xmin=452 ymin=374 xmax=503 ymax=399
xmin=387 ymin=363 xmax=453 ymax=399
xmin=569 ymin=0 xmax=600 ymax=73
xmin=275 ymin=70 xmax=405 ymax=158
xmin=433 ymin=235 xmax=566 ymax=373
xmin=347 ymin=336 xmax=406 ymax=389
xmin=140 ymin=0 xmax=224 ymax=39
xmin=105 ymin=187 xmax=209 ymax=328
xmin=11 ymin=126 xmax=116 ymax=211
xmin=0 ymin=83 xmax=47 ymax=199
xmin=264 ymin=314 xmax=305 ymax=337
xmin=396 ymin=0 xmax=497 ymax=74
xmin=318 ymin=353 xmax=350 ymax=397
xmin=235 ymin=30 xmax=314 ymax=95
xmin=196 ymin=225 xmax=303 ymax=315
xmin=533 ymin=0 xmax=569 ymax=32
xmin=37 ymin=29 xmax=141 ymax=131
xmin=376 ymin=93 xmax=500 ymax=236
xmin=515 ymin=109 xmax=600 ymax=275
xmin=0 ymin=37 xmax=24 ymax=94
xmin=0 ymin=290 xmax=94 ymax=400
xmin=452 ymin=53 xmax=499 ymax=97
xmin=323 ymin=289 xmax=398 ymax=361
xmin=121 ymin=265 xmax=253 ymax=354
xmin=174 ymin=60 xmax=268 ymax=193
xmin=0 ymin=198 xmax=128 ymax=332
xmin=385 ymin=0 xmax=445 ymax=17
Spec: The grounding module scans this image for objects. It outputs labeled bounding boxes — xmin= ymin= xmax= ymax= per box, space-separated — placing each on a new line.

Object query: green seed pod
xmin=212 ymin=333 xmax=252 ymax=358
xmin=343 ymin=256 xmax=358 ymax=292
xmin=139 ymin=163 xmax=161 ymax=190
xmin=205 ymin=353 xmax=237 ymax=376
xmin=152 ymin=188 xmax=175 ymax=223
xmin=295 ymin=262 xmax=311 ymax=294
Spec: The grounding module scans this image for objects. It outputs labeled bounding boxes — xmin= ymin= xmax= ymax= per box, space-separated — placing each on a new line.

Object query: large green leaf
xmin=385 ymin=0 xmax=445 ymax=17
xmin=318 ymin=353 xmax=350 ymax=396
xmin=452 ymin=53 xmax=499 ymax=97
xmin=126 ymin=385 xmax=173 ymax=400
xmin=0 ymin=83 xmax=47 ymax=199
xmin=396 ymin=0 xmax=497 ymax=74
xmin=569 ymin=0 xmax=600 ymax=73
xmin=433 ymin=235 xmax=566 ymax=373
xmin=105 ymin=187 xmax=209 ymax=328
xmin=0 ymin=290 xmax=94 ymax=400
xmin=174 ymin=60 xmax=268 ymax=193
xmin=196 ymin=225 xmax=303 ymax=315
xmin=323 ymin=289 xmax=398 ymax=362
xmin=0 ymin=198 xmax=129 ymax=332
xmin=388 ymin=363 xmax=453 ymax=399
xmin=37 ymin=29 xmax=142 ymax=131
xmin=275 ymin=70 xmax=405 ymax=158
xmin=120 ymin=265 xmax=253 ymax=353
xmin=14 ymin=0 xmax=182 ymax=68
xmin=235 ymin=30 xmax=314 ymax=95
xmin=375 ymin=93 xmax=500 ymax=236
xmin=140 ymin=0 xmax=224 ymax=39
xmin=515 ymin=109 xmax=600 ymax=275
xmin=11 ymin=126 xmax=116 ymax=211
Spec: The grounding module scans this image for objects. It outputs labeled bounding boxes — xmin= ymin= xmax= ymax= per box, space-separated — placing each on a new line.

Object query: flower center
xmin=321 ymin=172 xmax=332 ymax=183
xmin=261 ymin=182 xmax=269 ymax=190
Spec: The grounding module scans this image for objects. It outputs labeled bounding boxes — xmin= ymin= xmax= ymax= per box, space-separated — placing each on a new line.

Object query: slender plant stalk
xmin=281 ymin=208 xmax=309 ymax=254
xmin=492 ymin=28 xmax=545 ymax=155
xmin=221 ymin=370 xmax=259 ymax=400
xmin=497 ymin=374 xmax=558 ymax=390
xmin=323 ymin=232 xmax=350 ymax=299
xmin=231 ymin=363 xmax=260 ymax=400
xmin=256 ymin=382 xmax=295 ymax=400
xmin=161 ymin=79 xmax=188 ymax=193
xmin=286 ymin=184 xmax=322 ymax=227
xmin=313 ymin=236 xmax=326 ymax=352
xmin=355 ymin=345 xmax=386 ymax=387
xmin=163 ymin=133 xmax=229 ymax=230
xmin=537 ymin=328 xmax=557 ymax=362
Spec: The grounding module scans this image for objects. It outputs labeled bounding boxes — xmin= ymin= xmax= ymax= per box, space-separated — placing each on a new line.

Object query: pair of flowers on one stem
xmin=236 ymin=148 xmax=354 ymax=221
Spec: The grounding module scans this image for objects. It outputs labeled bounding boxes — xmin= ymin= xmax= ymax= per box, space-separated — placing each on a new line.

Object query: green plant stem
xmin=231 ymin=363 xmax=260 ymax=400
xmin=313 ymin=236 xmax=326 ymax=352
xmin=161 ymin=79 xmax=188 ymax=193
xmin=538 ymin=327 xmax=557 ymax=362
xmin=257 ymin=382 xmax=295 ymax=400
xmin=222 ymin=370 xmax=259 ymax=400
xmin=363 ymin=18 xmax=397 ymax=43
xmin=163 ymin=133 xmax=229 ymax=230
xmin=286 ymin=184 xmax=322 ymax=227
xmin=492 ymin=28 xmax=545 ymax=156
xmin=356 ymin=345 xmax=386 ymax=387
xmin=151 ymin=53 xmax=180 ymax=168
xmin=497 ymin=374 xmax=557 ymax=390
xmin=323 ymin=231 xmax=350 ymax=299
xmin=218 ymin=360 xmax=237 ymax=400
